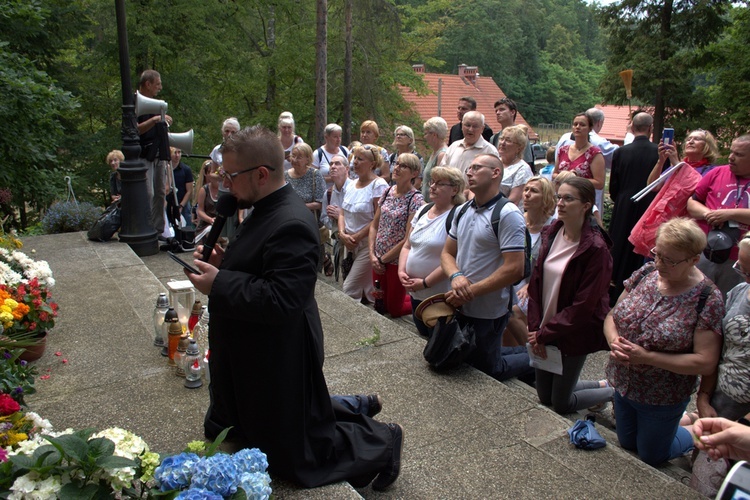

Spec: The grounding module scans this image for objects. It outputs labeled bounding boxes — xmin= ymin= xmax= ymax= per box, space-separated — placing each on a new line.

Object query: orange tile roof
xmin=400 ymin=67 xmax=538 ymax=140
xmin=595 ymin=104 xmax=653 ymax=145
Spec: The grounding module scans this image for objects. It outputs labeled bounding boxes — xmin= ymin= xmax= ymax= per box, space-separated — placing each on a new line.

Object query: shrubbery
xmin=40 ymin=202 xmax=100 ymax=234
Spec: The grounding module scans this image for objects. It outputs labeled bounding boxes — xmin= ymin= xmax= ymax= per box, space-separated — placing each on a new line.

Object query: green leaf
xmin=45 ymin=434 xmax=89 ymax=462
xmin=95 ymin=455 xmax=137 ymax=469
xmin=59 ymin=482 xmax=100 ymax=500
xmin=205 ymin=426 xmax=233 ymax=457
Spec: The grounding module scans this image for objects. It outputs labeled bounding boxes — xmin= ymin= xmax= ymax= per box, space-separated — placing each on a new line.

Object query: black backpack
xmin=446 ymin=195 xmax=532 ymax=285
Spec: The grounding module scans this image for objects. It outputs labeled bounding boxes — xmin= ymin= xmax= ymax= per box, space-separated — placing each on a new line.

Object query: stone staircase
xmin=22 ymin=232 xmax=703 ymax=499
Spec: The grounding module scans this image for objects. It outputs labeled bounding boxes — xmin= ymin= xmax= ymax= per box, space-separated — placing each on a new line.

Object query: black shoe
xmin=372 ymin=423 xmax=403 ymax=491
xmin=365 ymin=394 xmax=382 ymax=418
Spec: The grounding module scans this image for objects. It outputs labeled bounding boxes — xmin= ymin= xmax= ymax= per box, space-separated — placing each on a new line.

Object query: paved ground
xmin=21 ymin=232 xmax=703 ymax=498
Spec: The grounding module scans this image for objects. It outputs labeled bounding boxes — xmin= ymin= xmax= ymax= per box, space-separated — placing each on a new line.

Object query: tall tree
xmin=597 ymin=0 xmax=731 ymax=139
xmin=315 ymin=0 xmax=328 ymax=145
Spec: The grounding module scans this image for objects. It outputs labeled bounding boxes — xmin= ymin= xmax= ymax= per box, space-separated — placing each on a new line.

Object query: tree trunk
xmin=315 ymin=0 xmax=328 ymax=146
xmin=266 ymin=5 xmax=276 ymax=111
xmin=342 ymin=0 xmax=353 ymax=145
xmin=654 ymin=0 xmax=674 ymax=140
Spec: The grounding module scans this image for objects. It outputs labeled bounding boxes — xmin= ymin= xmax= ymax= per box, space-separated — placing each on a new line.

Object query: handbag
xmin=423 ymin=316 xmax=476 ymax=371
xmin=341 ymin=251 xmax=354 ymax=280
xmin=567 ymin=415 xmax=606 ymax=450
xmin=87 ymin=202 xmax=121 ymax=242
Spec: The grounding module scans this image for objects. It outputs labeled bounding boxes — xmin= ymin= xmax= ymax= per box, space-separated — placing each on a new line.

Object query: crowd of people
xmin=110 ymin=70 xmax=750 ymax=493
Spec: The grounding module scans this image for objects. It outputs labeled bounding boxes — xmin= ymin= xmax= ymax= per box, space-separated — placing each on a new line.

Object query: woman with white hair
xmin=387 ymin=125 xmax=423 ymax=186
xmin=278 ymin=111 xmax=304 ymax=171
xmin=421 ymin=117 xmax=449 ymax=200
xmin=313 ymin=123 xmax=350 ymax=188
xmin=209 ymin=117 xmax=240 ymax=167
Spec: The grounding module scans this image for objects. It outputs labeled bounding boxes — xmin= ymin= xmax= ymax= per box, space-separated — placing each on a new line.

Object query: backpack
xmin=447 ymin=194 xmax=532 ymax=285
xmin=316 ymin=145 xmax=348 ymax=165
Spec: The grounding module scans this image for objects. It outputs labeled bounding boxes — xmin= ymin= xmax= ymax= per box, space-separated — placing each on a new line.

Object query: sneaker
xmin=372 ymin=423 xmax=403 ymax=491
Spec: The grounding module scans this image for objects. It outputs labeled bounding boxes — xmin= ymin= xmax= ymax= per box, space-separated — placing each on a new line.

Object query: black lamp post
xmin=114 ymin=0 xmax=159 ymax=257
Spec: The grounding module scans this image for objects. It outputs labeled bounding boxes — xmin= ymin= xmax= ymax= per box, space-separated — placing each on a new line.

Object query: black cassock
xmin=608 ymin=135 xmax=660 ymax=303
xmin=205 ymin=184 xmax=392 ymax=487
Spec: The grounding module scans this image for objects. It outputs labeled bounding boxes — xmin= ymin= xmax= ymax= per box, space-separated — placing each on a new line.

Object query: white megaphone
xmin=168 ymin=129 xmax=194 ymax=155
xmin=135 ymin=91 xmax=168 ymax=121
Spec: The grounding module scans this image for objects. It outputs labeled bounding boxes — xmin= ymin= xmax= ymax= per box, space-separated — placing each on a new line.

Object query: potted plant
xmin=0 ymin=248 xmax=58 ymax=360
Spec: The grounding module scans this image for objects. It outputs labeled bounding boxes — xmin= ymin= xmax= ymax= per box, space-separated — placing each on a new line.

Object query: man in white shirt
xmin=440 ymin=111 xmax=499 ymax=185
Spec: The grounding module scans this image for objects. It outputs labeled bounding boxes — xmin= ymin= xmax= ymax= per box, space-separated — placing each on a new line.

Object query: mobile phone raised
xmin=662 ymin=128 xmax=675 ymax=145
xmin=167 ymin=251 xmax=201 ymax=275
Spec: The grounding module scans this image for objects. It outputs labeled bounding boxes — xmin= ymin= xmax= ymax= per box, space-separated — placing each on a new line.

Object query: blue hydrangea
xmin=232 ymin=448 xmax=268 ymax=474
xmin=154 ymin=452 xmax=201 ymax=491
xmin=238 ymin=471 xmax=272 ymax=500
xmin=190 ymin=453 xmax=239 ymax=496
xmin=175 ymin=488 xmax=223 ymax=500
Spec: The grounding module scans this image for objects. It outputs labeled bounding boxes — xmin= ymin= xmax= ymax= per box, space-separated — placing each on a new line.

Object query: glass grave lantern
xmin=152 ymin=293 xmax=170 ymax=348
xmin=167 ymin=280 xmax=195 ymax=334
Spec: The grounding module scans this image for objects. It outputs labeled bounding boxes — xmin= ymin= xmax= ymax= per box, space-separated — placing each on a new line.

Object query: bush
xmin=41 ymin=201 xmax=100 ymax=234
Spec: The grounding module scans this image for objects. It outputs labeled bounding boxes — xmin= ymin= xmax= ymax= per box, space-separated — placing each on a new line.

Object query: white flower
xmin=0 ymin=249 xmax=55 ymax=287
xmin=24 ymin=412 xmax=53 ymax=435
xmin=9 ymin=472 xmax=62 ymax=500
xmin=92 ymin=427 xmax=150 ymax=491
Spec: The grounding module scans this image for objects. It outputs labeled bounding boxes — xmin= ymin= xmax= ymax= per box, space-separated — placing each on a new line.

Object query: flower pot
xmin=19 ymin=332 xmax=47 ymax=362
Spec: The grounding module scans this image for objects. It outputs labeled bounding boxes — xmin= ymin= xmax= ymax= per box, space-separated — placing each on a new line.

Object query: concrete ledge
xmin=20 ymin=233 xmax=701 ymax=498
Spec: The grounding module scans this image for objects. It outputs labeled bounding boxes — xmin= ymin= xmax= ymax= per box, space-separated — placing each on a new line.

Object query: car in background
xmin=531 ymin=143 xmax=547 ymax=161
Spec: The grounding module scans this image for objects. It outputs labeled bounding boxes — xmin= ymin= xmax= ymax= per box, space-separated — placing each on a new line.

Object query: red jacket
xmin=527 ymin=219 xmax=612 ymax=356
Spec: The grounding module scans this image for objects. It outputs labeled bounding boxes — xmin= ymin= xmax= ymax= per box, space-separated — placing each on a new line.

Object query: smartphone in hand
xmin=662 ymin=128 xmax=675 ymax=146
xmin=167 ymin=251 xmax=201 ymax=275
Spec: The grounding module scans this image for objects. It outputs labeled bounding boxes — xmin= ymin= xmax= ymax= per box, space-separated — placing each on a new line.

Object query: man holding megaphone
xmin=137 ymin=69 xmax=173 ymax=236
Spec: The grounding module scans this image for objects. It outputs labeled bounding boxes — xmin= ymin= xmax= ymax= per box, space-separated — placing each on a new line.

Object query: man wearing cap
xmin=688 ymin=135 xmax=750 ymax=296
xmin=440 ymin=154 xmax=533 ymax=381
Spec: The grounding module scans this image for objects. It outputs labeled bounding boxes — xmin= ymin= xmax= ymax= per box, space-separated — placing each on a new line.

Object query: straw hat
xmin=415 ymin=293 xmax=456 ymax=328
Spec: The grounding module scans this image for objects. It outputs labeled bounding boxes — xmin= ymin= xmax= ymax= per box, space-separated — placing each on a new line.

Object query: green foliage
xmin=693 ymin=5 xmax=750 ymax=141
xmin=7 ymin=429 xmax=138 ymax=496
xmin=597 ymin=0 xmax=731 ymax=137
xmin=41 ymin=201 xmax=101 ymax=234
xmin=356 ymin=326 xmax=382 ymax=347
xmin=0 ymin=348 xmax=38 ymax=406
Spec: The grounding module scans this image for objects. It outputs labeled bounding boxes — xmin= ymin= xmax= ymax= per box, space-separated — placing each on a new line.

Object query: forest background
xmin=1 ymin=0 xmax=749 ymax=230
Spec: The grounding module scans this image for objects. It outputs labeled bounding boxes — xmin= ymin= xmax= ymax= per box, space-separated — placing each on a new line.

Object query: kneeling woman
xmin=527 ymin=177 xmax=614 ymax=414
xmin=605 ymin=217 xmax=724 ymax=466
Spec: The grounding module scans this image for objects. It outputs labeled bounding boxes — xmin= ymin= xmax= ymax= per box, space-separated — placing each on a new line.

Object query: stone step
xmin=21 ymin=232 xmax=702 ymax=499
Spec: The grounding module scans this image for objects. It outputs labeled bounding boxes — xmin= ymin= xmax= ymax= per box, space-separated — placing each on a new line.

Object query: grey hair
xmin=324 ymin=123 xmax=342 ymax=136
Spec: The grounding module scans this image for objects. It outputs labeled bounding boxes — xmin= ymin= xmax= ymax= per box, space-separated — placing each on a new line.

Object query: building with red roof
xmin=401 ymin=64 xmax=538 ymax=140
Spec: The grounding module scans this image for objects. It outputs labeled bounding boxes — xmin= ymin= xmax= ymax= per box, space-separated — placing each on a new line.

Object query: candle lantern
xmin=184 ymin=339 xmax=203 ymax=389
xmin=162 ymin=307 xmax=178 ymax=357
xmin=152 ymin=293 xmax=170 ymax=347
xmin=167 ymin=280 xmax=195 ymax=333
xmin=167 ymin=316 xmax=182 ymax=366
xmin=175 ymin=333 xmax=190 ymax=377
xmin=188 ymin=300 xmax=202 ymax=334
xmin=191 ymin=305 xmax=209 ymax=345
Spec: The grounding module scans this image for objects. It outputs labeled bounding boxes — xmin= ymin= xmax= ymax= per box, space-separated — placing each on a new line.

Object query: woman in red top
xmin=553 ymin=113 xmax=605 ymax=191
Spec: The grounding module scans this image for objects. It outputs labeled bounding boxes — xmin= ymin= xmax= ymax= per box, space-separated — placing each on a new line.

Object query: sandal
xmin=323 ymin=253 xmax=334 ymax=276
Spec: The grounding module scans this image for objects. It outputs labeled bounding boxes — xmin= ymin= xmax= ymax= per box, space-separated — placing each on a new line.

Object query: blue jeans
xmin=331 ymin=395 xmax=376 ymax=416
xmin=459 ymin=313 xmax=533 ymax=381
xmin=613 ymin=391 xmax=693 ymax=466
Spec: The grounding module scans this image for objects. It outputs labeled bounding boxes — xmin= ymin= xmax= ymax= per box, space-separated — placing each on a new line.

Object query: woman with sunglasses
xmin=368 ymin=154 xmax=424 ymax=317
xmin=527 ymin=177 xmax=614 ymax=414
xmin=604 ymin=217 xmax=724 ymax=466
xmin=339 ymin=145 xmax=389 ymax=302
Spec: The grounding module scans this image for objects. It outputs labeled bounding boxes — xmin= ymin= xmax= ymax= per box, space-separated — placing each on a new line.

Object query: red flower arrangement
xmin=0 ymin=277 xmax=58 ymax=339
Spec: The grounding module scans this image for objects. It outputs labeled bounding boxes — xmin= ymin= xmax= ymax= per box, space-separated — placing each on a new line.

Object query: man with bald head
xmin=441 ymin=154 xmax=532 ymax=382
xmin=440 ymin=111 xmax=499 ymax=179
xmin=186 ymin=126 xmax=403 ymax=490
xmin=608 ymin=112 xmax=659 ymax=304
